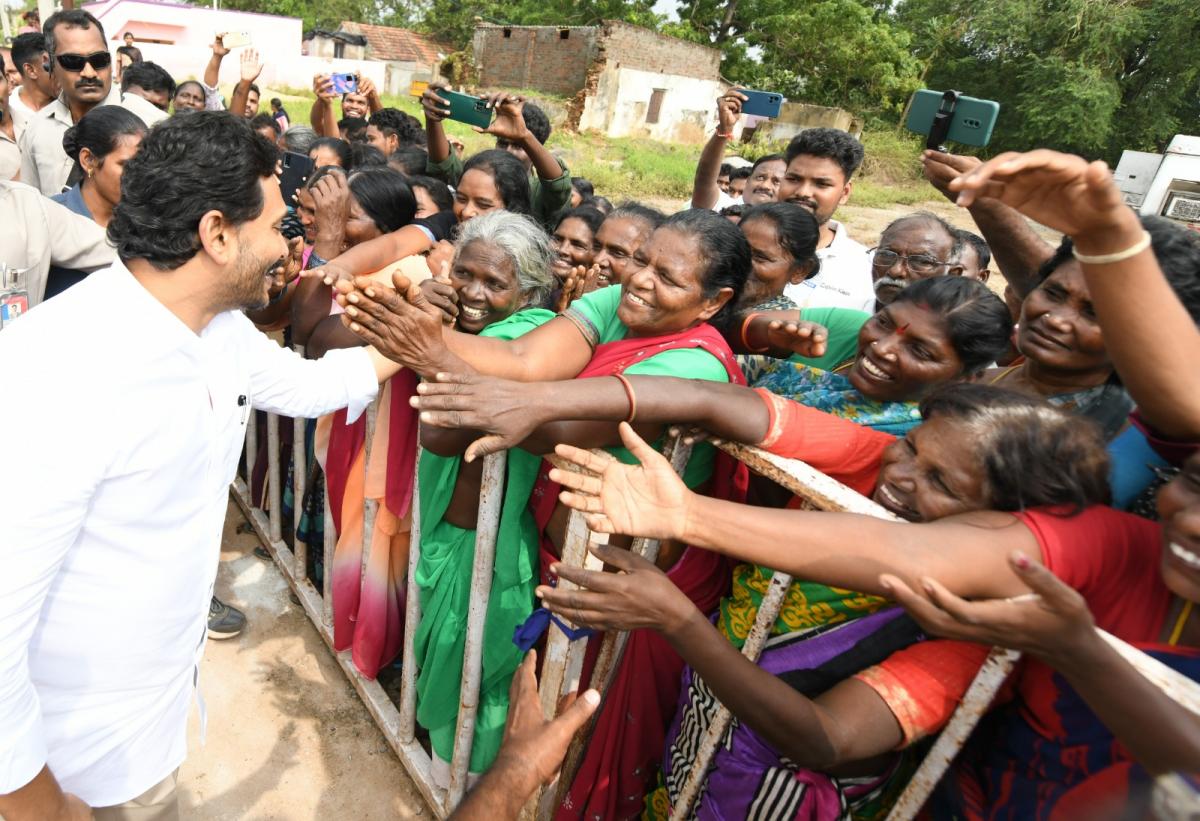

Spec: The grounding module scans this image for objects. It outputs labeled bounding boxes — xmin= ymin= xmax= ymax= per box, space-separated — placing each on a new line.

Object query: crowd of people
xmin=3 ymin=7 xmax=1200 ymax=821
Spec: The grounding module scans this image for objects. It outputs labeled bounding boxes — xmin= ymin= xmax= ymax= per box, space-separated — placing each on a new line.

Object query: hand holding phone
xmin=739 ymin=89 xmax=783 ymax=119
xmin=906 ymin=90 xmax=1000 ymax=149
xmin=330 ymin=73 xmax=358 ymax=95
xmin=221 ymin=31 xmax=251 ymax=49
xmin=440 ymin=90 xmax=493 ymax=129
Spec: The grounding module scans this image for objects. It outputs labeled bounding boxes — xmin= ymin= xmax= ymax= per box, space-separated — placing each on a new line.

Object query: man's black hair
xmin=958 ymin=229 xmax=991 ymax=270
xmin=369 ymin=107 xmax=426 ymax=148
xmin=43 ymin=9 xmax=106 ymax=63
xmin=718 ymin=162 xmax=733 ymax=178
xmin=270 ymin=97 xmax=282 ymax=107
xmin=749 ymin=153 xmax=785 ymax=174
xmin=571 ymin=177 xmax=594 ymax=199
xmin=387 ymin=145 xmax=428 ymax=176
xmin=350 ymin=141 xmax=386 ymax=168
xmin=250 ymin=112 xmax=280 ymax=136
xmin=729 ymin=167 xmax=752 ymax=181
xmin=522 ymin=102 xmax=551 ymax=145
xmin=120 ymin=61 xmax=175 ymax=97
xmin=339 ymin=116 xmax=368 ymax=142
xmin=11 ymin=33 xmax=46 ymax=76
xmin=784 ymin=127 xmax=865 ymax=181
xmin=109 ymin=111 xmax=279 ymax=270
xmin=248 ymin=83 xmax=260 ymax=96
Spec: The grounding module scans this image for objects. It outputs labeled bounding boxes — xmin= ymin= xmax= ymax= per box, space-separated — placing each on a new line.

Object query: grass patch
xmin=252 ymin=85 xmax=936 ymax=207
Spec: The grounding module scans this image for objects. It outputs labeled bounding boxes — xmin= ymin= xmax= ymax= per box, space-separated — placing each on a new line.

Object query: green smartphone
xmin=440 ymin=90 xmax=493 ymax=129
xmin=905 ymin=90 xmax=1000 ymax=148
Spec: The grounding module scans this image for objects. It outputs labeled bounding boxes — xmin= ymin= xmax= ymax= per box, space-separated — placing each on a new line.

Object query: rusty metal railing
xmin=231 ymin=364 xmax=1200 ymax=820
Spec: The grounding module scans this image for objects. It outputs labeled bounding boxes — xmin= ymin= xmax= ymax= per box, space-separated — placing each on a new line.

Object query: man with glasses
xmin=870 ymin=212 xmax=966 ymax=309
xmin=18 ymin=10 xmax=120 ymax=196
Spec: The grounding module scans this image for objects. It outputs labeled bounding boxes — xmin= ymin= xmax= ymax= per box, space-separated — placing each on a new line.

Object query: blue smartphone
xmin=739 ymin=89 xmax=783 ymax=119
xmin=906 ymin=90 xmax=1000 ymax=148
xmin=331 ymin=73 xmax=358 ymax=95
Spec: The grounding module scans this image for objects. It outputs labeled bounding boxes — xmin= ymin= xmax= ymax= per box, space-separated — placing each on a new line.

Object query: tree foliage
xmin=413 ymin=0 xmax=662 ymax=51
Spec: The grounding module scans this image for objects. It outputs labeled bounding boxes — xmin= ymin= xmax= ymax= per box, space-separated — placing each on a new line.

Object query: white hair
xmin=454 ymin=210 xmax=554 ymax=308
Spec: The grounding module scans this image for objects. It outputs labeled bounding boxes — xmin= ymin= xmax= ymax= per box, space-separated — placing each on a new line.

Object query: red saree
xmin=530 ymin=324 xmax=748 ymax=820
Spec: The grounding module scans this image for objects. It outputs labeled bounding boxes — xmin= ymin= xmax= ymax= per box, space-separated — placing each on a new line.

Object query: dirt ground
xmin=177 ymin=503 xmax=428 ymax=821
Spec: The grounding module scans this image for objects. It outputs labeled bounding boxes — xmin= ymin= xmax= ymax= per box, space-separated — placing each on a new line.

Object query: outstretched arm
xmin=886 ymin=553 xmax=1200 ymax=774
xmin=230 ymin=48 xmax=262 ymax=119
xmin=539 ymin=545 xmax=905 ymax=770
xmin=949 ymin=149 xmax=1200 ymax=439
xmin=203 ymin=34 xmax=230 ymax=102
xmin=550 ymin=424 xmax=1036 ymax=600
xmin=413 ymin=373 xmax=771 ymax=461
xmin=691 ymin=92 xmax=745 ymax=210
xmin=305 ymin=225 xmax=434 ymax=286
xmin=420 ymin=86 xmax=452 ymax=164
xmin=333 ymin=275 xmax=596 ymax=382
xmin=310 ymin=74 xmax=338 ymax=137
xmin=481 ymin=93 xmax=564 ymax=185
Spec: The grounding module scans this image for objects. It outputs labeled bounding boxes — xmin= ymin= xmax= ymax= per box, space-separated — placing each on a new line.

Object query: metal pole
xmin=245 ymin=405 xmax=258 ymax=498
xmin=399 ymin=453 xmax=423 ymax=744
xmin=885 ymin=648 xmax=1020 ymax=820
xmin=361 ymin=399 xmax=379 ymax=584
xmin=322 ymin=469 xmax=336 ymax=630
xmin=447 ymin=451 xmax=508 ymax=808
xmin=293 ymin=415 xmax=308 ymax=581
xmin=267 ymin=412 xmax=282 ymax=544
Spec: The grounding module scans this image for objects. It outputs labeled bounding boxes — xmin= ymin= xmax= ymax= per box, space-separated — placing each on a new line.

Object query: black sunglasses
xmin=55 ymin=51 xmax=112 ymax=72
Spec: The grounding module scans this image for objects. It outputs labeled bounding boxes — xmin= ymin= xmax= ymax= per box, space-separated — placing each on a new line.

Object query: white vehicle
xmin=1114 ymin=135 xmax=1200 ymax=230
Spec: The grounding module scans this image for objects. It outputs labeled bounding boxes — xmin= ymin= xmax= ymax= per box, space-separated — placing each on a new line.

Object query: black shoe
xmin=208 ymin=596 xmax=246 ymax=640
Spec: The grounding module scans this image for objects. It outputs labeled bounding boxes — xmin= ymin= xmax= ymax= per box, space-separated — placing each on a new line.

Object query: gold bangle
xmin=1072 ymin=230 xmax=1152 ymax=265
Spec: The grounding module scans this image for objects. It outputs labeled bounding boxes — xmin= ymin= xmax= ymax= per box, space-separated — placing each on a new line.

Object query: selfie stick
xmin=926 ymin=90 xmax=960 ymax=152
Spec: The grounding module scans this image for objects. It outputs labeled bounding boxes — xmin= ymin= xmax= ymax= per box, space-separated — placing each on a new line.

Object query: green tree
xmin=672 ymin=0 xmax=922 ymax=114
xmin=218 ymin=0 xmax=415 ymax=35
xmin=892 ymin=0 xmax=1200 ymax=157
xmin=414 ymin=0 xmax=662 ymax=50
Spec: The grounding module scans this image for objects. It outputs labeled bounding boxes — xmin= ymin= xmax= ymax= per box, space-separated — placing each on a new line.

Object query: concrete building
xmin=472 ymin=21 xmax=725 ymax=144
xmin=305 ymin=22 xmax=448 ymax=96
xmin=83 ymin=0 xmax=384 ymax=93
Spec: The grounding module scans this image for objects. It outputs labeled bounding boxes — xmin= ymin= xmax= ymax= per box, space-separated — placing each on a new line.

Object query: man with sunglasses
xmin=18 ymin=10 xmax=120 ymax=196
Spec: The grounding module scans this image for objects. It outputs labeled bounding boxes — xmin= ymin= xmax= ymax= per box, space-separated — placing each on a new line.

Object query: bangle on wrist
xmin=715 ymin=130 xmax=733 ymax=140
xmin=613 ymin=373 xmax=638 ymax=423
xmin=1072 ymin=230 xmax=1151 ymax=265
xmin=740 ymin=312 xmax=770 ymax=353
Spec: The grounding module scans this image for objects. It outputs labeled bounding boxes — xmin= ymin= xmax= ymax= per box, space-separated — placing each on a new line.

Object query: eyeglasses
xmin=869 ymin=248 xmax=949 ymax=276
xmin=55 ymin=51 xmax=112 ymax=72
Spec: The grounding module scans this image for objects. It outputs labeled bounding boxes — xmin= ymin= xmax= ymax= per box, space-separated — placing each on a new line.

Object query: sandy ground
xmin=178 ymin=503 xmax=428 ymax=821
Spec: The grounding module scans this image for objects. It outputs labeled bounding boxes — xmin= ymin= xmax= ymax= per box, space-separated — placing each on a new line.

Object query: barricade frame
xmin=232 ymin=391 xmax=1200 ymax=821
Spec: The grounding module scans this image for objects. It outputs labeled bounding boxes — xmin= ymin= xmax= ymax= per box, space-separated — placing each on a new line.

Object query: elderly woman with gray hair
xmin=319 ymin=209 xmax=556 ymax=690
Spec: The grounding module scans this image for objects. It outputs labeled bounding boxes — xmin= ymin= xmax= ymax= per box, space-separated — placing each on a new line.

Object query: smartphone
xmin=739 ymin=89 xmax=784 ymax=119
xmin=441 ymin=90 xmax=493 ymax=129
xmin=905 ymin=89 xmax=1000 ymax=148
xmin=221 ymin=31 xmax=251 ymax=49
xmin=279 ymin=151 xmax=315 ymax=206
xmin=331 ymin=73 xmax=358 ymax=95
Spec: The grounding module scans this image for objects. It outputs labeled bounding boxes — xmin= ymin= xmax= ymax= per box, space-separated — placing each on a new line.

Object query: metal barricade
xmin=231 ymin=381 xmax=1200 ymax=820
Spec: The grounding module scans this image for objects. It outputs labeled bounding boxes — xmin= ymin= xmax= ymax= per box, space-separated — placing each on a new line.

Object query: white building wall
xmin=577 ymin=65 xmax=723 ymax=144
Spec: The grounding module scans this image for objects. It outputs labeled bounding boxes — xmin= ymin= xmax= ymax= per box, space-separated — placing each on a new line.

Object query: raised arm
xmin=420 ymin=85 xmax=452 ymax=164
xmin=949 ymin=149 xmax=1200 ymax=439
xmin=923 ymin=150 xmax=1054 ymax=297
xmin=539 ymin=545 xmax=906 ymax=771
xmin=305 ymin=225 xmax=434 ymax=287
xmin=482 ymin=93 xmax=564 ymax=185
xmin=229 ymin=48 xmax=262 ymax=119
xmin=202 ymin=34 xmax=230 ymax=105
xmin=550 ymin=424 xmax=1036 ymax=600
xmin=310 ymin=74 xmax=339 ymax=137
xmin=691 ymin=92 xmax=745 ymax=210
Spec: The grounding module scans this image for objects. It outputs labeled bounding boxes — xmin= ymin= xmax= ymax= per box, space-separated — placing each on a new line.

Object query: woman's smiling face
xmin=847 ymin=302 xmax=965 ymax=403
xmin=615 ymin=226 xmax=729 ymax=337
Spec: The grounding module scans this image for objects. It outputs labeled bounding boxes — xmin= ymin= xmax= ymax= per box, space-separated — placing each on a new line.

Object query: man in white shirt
xmin=0 ymin=58 xmax=20 ymax=181
xmin=0 ymin=111 xmax=396 ymax=820
xmin=778 ymin=128 xmax=876 ymax=312
xmin=7 ymin=33 xmax=57 ymax=142
xmin=18 ymin=10 xmax=121 ymax=195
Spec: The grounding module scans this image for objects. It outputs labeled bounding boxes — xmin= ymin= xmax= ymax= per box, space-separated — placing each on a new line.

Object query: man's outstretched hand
xmin=447 ymin=651 xmax=598 ymax=820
